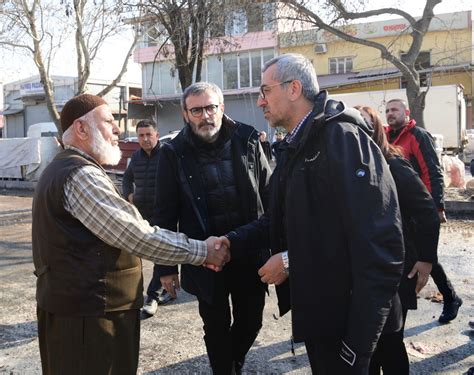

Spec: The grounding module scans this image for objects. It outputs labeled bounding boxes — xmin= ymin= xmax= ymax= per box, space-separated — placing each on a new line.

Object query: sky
xmin=0 ymin=0 xmax=472 ymax=86
xmin=0 ymin=30 xmax=142 ymax=84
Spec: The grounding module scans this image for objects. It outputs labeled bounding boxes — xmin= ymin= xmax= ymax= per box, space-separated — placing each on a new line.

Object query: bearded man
xmin=151 ymin=82 xmax=271 ymax=374
xmin=31 ymin=93 xmax=229 ymax=375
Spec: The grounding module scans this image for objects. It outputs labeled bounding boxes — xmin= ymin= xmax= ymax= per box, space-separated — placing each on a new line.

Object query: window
xmin=144 ymin=24 xmax=168 ymax=47
xmin=247 ymin=6 xmax=264 ymax=33
xmin=160 ymin=61 xmax=176 ymax=94
xmin=219 ymin=49 xmax=274 ymax=90
xmin=144 ymin=49 xmax=274 ymax=96
xmin=262 ymin=49 xmax=274 ymax=64
xmin=251 ymin=51 xmax=263 ymax=87
xmin=329 ymin=56 xmax=353 ymax=74
xmin=225 ymin=10 xmax=247 ymax=36
xmin=207 ymin=55 xmax=222 ymax=87
xmin=239 ymin=53 xmax=250 ymax=88
xmin=401 ymin=72 xmax=430 ymax=88
xmin=401 ymin=51 xmax=431 ymax=70
xmin=225 ymin=3 xmax=275 ymax=36
xmin=400 ymin=51 xmax=431 ymax=88
xmin=262 ymin=3 xmax=276 ymax=31
xmin=223 ymin=54 xmax=238 ymax=90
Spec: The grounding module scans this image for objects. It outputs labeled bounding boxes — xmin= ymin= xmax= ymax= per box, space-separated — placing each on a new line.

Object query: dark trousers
xmin=305 ymin=338 xmax=371 ymax=375
xmin=369 ymin=309 xmax=409 ymax=375
xmin=431 ymin=262 xmax=457 ymax=303
xmin=37 ymin=307 xmax=140 ymax=375
xmin=146 ymin=264 xmax=163 ymax=300
xmin=197 ymin=265 xmax=265 ymax=374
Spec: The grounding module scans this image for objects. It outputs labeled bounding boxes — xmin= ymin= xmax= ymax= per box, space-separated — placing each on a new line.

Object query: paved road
xmin=0 ymin=191 xmax=472 ymax=374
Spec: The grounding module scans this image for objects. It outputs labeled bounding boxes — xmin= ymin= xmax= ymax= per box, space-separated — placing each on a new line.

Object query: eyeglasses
xmin=259 ymin=80 xmax=293 ymax=100
xmin=187 ymin=104 xmax=220 ymax=117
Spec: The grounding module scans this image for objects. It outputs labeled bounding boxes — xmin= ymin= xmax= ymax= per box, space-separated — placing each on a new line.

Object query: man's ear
xmin=288 ymin=80 xmax=303 ymax=101
xmin=405 ymin=108 xmax=411 ymax=117
xmin=73 ymin=119 xmax=89 ymax=140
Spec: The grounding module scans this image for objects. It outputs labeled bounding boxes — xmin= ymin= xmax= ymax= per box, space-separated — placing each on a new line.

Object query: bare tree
xmin=0 ymin=0 xmax=66 ymax=127
xmin=280 ymin=0 xmax=443 ymax=128
xmin=135 ymin=0 xmax=227 ymax=91
xmin=0 ymin=0 xmax=141 ymax=133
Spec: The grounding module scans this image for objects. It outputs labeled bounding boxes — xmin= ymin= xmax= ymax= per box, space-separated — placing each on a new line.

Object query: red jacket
xmin=386 ymin=120 xmax=444 ymax=210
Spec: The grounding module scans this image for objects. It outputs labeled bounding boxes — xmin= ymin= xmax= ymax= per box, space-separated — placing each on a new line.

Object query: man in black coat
xmin=221 ymin=54 xmax=405 ymax=374
xmin=385 ymin=99 xmax=462 ymax=324
xmin=122 ymin=119 xmax=173 ymax=316
xmin=152 ymin=82 xmax=271 ymax=374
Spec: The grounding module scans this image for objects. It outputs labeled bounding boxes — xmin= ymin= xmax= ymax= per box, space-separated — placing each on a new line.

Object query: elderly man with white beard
xmin=31 ymin=93 xmax=230 ymax=375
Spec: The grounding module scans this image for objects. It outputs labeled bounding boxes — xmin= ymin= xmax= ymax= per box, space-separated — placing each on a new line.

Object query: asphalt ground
xmin=0 ymin=190 xmax=472 ymax=374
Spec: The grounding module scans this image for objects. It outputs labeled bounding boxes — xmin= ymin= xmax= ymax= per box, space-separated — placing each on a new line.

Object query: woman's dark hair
xmin=354 ymin=105 xmax=403 ymax=160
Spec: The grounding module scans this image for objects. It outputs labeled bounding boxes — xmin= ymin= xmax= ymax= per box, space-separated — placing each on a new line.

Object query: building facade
xmin=2 ymin=76 xmax=141 ymax=138
xmin=132 ymin=2 xmax=293 ymax=137
xmin=0 ymin=81 xmax=3 ymax=138
xmin=279 ymin=11 xmax=473 ymax=128
xmin=133 ymin=8 xmax=473 ymax=136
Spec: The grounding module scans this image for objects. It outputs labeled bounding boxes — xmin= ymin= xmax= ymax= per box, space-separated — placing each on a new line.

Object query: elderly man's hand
xmin=203 ymin=236 xmax=230 ymax=272
xmin=258 ymin=253 xmax=288 ymax=285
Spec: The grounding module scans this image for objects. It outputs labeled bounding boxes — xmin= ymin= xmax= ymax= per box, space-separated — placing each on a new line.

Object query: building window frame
xmin=203 ymin=48 xmax=275 ymax=91
xmin=400 ymin=50 xmax=431 ymax=70
xmin=145 ymin=48 xmax=275 ymax=96
xmin=328 ymin=56 xmax=354 ymax=74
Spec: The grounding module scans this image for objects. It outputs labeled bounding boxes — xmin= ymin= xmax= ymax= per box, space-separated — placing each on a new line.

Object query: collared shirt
xmin=285 ymin=110 xmax=312 ymax=144
xmin=63 ymin=145 xmax=207 ymax=266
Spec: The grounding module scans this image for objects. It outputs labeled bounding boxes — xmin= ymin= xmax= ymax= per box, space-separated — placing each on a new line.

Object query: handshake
xmin=203 ymin=236 xmax=231 ymax=272
xmin=201 ymin=236 xmax=289 ymax=286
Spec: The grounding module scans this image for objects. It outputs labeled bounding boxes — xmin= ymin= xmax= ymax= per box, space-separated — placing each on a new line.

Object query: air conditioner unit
xmin=314 ymin=43 xmax=327 ymax=54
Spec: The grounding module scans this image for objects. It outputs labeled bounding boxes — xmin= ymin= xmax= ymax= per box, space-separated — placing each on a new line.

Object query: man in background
xmin=271 ymin=131 xmax=285 ymax=164
xmin=123 ymin=119 xmax=173 ymax=318
xmin=385 ymin=98 xmax=462 ymax=324
xmin=259 ymin=130 xmax=272 ymax=161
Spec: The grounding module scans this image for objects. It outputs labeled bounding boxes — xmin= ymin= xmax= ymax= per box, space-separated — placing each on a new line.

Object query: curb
xmin=0 ymin=180 xmax=35 ymax=190
xmin=445 ymin=200 xmax=474 ymax=215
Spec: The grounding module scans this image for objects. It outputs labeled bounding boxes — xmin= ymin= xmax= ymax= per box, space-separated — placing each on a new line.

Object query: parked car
xmin=159 ymin=130 xmax=180 ymax=144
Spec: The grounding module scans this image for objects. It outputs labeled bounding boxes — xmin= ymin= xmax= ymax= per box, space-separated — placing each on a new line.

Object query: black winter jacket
xmin=388 ymin=156 xmax=440 ymax=309
xmin=152 ymin=116 xmax=271 ymax=304
xmin=228 ymin=91 xmax=404 ymax=366
xmin=122 ymin=143 xmax=160 ymax=221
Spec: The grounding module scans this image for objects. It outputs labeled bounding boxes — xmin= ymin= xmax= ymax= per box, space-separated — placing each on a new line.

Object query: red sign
xmin=383 ymin=23 xmax=407 ymax=32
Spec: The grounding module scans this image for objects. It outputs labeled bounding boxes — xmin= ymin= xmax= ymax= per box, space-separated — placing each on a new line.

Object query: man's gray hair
xmin=181 ymin=82 xmax=224 ymax=109
xmin=263 ymin=54 xmax=319 ymax=102
xmin=61 ymin=110 xmax=96 ymax=145
xmin=61 ymin=126 xmax=74 ymax=145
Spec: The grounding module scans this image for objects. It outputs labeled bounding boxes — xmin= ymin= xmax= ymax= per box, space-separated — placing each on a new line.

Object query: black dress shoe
xmin=438 ymin=296 xmax=463 ymax=323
